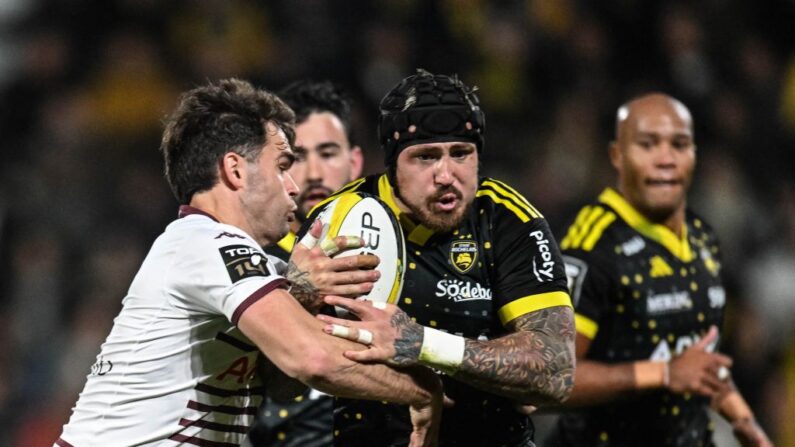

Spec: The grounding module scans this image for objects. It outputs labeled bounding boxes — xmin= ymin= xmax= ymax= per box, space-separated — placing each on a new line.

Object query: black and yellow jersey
xmin=247 ymin=232 xmax=334 ymax=447
xmin=312 ymin=173 xmax=571 ymax=447
xmin=550 ymin=187 xmax=725 ymax=447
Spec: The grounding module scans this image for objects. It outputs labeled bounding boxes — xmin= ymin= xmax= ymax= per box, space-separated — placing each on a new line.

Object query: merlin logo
xmin=530 ymin=230 xmax=555 ymax=282
xmin=219 ymin=245 xmax=269 ymax=283
xmin=449 ymin=240 xmax=478 ymax=273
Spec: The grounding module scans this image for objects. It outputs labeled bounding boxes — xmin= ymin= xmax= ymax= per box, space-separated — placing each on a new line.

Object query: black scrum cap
xmin=378 ymin=69 xmax=485 ymax=167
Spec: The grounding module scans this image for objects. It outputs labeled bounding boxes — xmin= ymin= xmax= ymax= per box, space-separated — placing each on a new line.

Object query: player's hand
xmin=667 ymin=326 xmax=733 ymax=398
xmin=514 ymin=403 xmax=538 ymax=415
xmin=287 ymin=220 xmax=381 ymax=313
xmin=318 ymin=296 xmax=424 ymax=368
xmin=409 ymin=383 xmax=443 ymax=447
xmin=733 ymin=418 xmax=774 ymax=447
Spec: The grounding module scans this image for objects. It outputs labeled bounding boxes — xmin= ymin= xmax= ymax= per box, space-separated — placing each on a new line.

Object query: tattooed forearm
xmin=453 ymin=305 xmax=575 ymax=404
xmin=389 ymin=311 xmax=424 ymax=366
xmin=286 ymin=260 xmax=321 ymax=314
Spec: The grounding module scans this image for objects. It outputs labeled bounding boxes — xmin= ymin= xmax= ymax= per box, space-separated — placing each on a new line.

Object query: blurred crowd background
xmin=0 ymin=0 xmax=793 ymax=445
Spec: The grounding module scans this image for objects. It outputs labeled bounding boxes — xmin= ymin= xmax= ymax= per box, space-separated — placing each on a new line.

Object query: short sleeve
xmin=562 ymin=250 xmax=613 ymax=340
xmin=170 ymin=227 xmax=287 ymax=325
xmin=491 ymin=212 xmax=572 ymax=327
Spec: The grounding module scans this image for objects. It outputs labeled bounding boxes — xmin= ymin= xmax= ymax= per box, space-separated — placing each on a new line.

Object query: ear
xmin=221 ymin=152 xmax=246 ymax=190
xmin=350 ymin=146 xmax=364 ymax=179
xmin=608 ymin=141 xmax=622 ymax=172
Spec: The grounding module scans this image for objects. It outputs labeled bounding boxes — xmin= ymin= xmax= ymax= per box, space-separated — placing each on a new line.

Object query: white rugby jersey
xmin=57 ymin=206 xmax=288 ymax=447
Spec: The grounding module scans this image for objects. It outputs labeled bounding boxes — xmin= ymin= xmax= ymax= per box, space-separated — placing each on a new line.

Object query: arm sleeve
xmin=171 ymin=229 xmax=287 ymax=325
xmin=561 ymin=249 xmax=614 ymax=340
xmin=491 ymin=213 xmax=572 ymax=327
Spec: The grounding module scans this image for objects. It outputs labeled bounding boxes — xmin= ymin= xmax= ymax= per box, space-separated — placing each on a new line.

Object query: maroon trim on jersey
xmin=195 ymin=382 xmax=265 ymax=397
xmin=178 ymin=205 xmax=219 ymax=222
xmin=178 ymin=417 xmax=249 ymax=434
xmin=55 ymin=438 xmax=75 ymax=447
xmin=231 ymin=278 xmax=288 ymax=325
xmin=187 ymin=400 xmax=259 ymax=415
xmin=215 ymin=332 xmax=257 ymax=352
xmin=168 ymin=433 xmax=239 ymax=447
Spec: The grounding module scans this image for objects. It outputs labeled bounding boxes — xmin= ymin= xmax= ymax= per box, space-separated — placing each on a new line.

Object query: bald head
xmin=615 ymin=93 xmax=692 ymax=141
xmin=609 ymin=93 xmax=697 ymax=229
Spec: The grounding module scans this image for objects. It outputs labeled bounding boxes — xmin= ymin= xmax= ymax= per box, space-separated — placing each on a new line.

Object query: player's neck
xmin=650 ymin=205 xmax=687 ymax=237
xmin=189 ymin=190 xmax=248 ymax=233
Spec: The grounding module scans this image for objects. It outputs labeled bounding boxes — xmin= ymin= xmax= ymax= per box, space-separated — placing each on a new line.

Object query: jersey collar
xmin=599 ymin=187 xmax=694 ymax=262
xmin=178 ymin=205 xmax=219 ymax=222
xmin=378 ymin=174 xmax=436 ymax=246
xmin=276 ymin=231 xmax=296 ymax=253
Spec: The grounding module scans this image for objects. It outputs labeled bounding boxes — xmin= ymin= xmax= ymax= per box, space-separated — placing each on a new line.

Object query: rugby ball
xmin=301 ymin=192 xmax=405 ymax=305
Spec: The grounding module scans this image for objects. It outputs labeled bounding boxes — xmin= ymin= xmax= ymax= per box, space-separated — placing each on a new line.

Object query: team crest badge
xmin=450 ymin=240 xmax=478 ymax=273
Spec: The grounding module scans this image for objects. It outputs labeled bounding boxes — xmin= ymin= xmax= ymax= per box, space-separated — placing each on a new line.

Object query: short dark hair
xmin=278 ymin=80 xmax=353 ymax=140
xmin=160 ymin=78 xmax=295 ymax=204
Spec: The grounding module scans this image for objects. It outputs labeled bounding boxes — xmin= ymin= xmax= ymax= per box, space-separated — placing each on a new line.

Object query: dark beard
xmin=395 ymin=183 xmax=470 ymax=233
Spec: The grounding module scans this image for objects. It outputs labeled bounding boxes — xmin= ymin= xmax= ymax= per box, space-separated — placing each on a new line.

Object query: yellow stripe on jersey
xmin=408 ymin=225 xmax=435 ymax=246
xmin=581 ymin=212 xmax=617 ymax=251
xmin=568 ymin=207 xmax=606 ymax=249
xmin=574 ymin=313 xmax=599 ymax=339
xmin=308 ymin=178 xmax=366 ymax=217
xmin=476 ymin=189 xmax=530 ymax=223
xmin=481 ymin=180 xmax=541 ymax=218
xmin=276 ymin=231 xmax=296 ymax=253
xmin=377 ymin=174 xmax=403 ymax=220
xmin=497 ymin=291 xmax=572 ymax=326
xmin=486 ymin=179 xmax=543 ymax=218
xmin=598 ymin=188 xmax=694 ymax=262
xmin=326 ymin=193 xmax=363 ymax=239
xmin=561 ymin=205 xmax=593 ymax=250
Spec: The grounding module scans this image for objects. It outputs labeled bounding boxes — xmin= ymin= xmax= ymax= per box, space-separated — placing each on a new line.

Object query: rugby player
xmin=547 ymin=93 xmax=772 ymax=447
xmin=314 ymin=69 xmax=576 ymax=446
xmin=247 ymin=80 xmax=363 ymax=447
xmin=54 ymin=78 xmax=442 ymax=447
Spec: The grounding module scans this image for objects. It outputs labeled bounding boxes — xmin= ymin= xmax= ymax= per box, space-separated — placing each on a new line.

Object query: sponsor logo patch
xmin=621 ymin=236 xmax=645 ymax=256
xmin=435 ymin=279 xmax=492 ymax=302
xmin=562 ymin=256 xmax=588 ymax=306
xmin=708 ymin=286 xmax=725 ymax=308
xmin=646 ymin=290 xmax=693 ymax=314
xmin=449 ymin=240 xmax=478 ymax=274
xmin=530 ymin=230 xmax=555 ymax=282
xmin=219 ymin=245 xmax=269 ymax=283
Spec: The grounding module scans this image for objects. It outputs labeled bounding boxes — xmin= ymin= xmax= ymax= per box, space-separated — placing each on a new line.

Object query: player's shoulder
xmin=559 ymin=192 xmax=624 ymax=256
xmin=168 ymin=207 xmax=261 ymax=255
xmin=476 ymin=177 xmax=545 ymax=224
xmin=685 ymin=209 xmax=719 ymax=240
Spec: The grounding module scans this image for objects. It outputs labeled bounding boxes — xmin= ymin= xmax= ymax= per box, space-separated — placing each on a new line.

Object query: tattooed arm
xmin=320 ymin=297 xmax=576 ymax=404
xmin=454 ymin=306 xmax=576 ymax=404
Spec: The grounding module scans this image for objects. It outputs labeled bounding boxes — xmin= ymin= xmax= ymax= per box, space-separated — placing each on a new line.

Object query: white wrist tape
xmin=418 ymin=327 xmax=465 ymax=374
